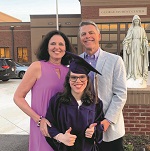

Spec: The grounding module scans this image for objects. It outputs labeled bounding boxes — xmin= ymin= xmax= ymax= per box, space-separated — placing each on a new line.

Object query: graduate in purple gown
xmin=45 ymin=53 xmax=104 ymax=151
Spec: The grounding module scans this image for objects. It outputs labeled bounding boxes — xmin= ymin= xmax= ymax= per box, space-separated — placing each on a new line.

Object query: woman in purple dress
xmin=13 ymin=30 xmax=75 ymax=151
xmin=45 ymin=54 xmax=104 ymax=151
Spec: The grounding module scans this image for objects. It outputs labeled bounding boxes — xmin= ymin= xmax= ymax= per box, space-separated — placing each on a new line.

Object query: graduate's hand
xmin=85 ymin=123 xmax=97 ymax=138
xmin=40 ymin=118 xmax=51 ymax=137
xmin=101 ymin=119 xmax=110 ymax=132
xmin=60 ymin=127 xmax=77 ymax=146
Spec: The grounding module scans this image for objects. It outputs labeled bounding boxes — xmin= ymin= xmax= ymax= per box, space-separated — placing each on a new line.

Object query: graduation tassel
xmin=95 ymin=73 xmax=98 ymax=104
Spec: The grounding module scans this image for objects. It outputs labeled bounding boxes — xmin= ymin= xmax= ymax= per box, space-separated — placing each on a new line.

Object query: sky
xmin=0 ymin=0 xmax=81 ymax=22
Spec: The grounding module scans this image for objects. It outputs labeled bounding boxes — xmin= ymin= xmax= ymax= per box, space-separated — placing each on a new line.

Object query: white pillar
xmin=56 ymin=0 xmax=59 ymax=30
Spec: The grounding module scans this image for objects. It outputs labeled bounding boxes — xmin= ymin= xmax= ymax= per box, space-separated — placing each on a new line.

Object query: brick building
xmin=0 ymin=22 xmax=31 ymax=65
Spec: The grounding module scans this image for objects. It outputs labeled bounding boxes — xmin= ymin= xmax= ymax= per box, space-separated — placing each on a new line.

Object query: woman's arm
xmin=14 ymin=61 xmax=53 ymax=137
xmin=13 ymin=61 xmax=42 ymax=123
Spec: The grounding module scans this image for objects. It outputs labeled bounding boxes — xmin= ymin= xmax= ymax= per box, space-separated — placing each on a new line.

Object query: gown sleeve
xmin=45 ymin=93 xmax=62 ymax=150
xmin=94 ymin=99 xmax=104 ymax=144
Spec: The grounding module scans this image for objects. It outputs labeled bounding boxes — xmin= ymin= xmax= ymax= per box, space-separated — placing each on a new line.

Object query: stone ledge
xmin=127 ymin=86 xmax=150 ymax=104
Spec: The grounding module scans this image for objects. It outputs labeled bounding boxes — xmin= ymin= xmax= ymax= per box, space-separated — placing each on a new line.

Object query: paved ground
xmin=0 ymin=79 xmax=30 ymax=151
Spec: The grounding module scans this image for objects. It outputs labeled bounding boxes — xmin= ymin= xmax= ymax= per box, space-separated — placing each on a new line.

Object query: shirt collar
xmin=84 ymin=48 xmax=100 ymax=60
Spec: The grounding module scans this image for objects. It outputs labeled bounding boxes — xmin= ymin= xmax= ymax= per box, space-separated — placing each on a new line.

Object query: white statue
xmin=122 ymin=15 xmax=149 ymax=88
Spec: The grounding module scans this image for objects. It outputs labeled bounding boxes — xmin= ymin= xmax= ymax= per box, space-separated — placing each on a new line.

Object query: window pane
xmin=102 ymin=43 xmax=117 ymax=54
xmin=120 ymin=34 xmax=126 ymax=41
xmin=71 ymin=37 xmax=77 ymax=44
xmin=17 ymin=47 xmax=28 ymax=63
xmin=0 ymin=47 xmax=10 ymax=58
xmin=5 ymin=48 xmax=10 ymax=58
xmin=120 ymin=43 xmax=123 ymax=52
xmin=146 ymin=33 xmax=150 ymax=41
xmin=0 ymin=48 xmax=5 ymax=58
xmin=17 ymin=48 xmax=22 ymax=62
xmin=128 ymin=23 xmax=132 ymax=28
xmin=97 ymin=24 xmax=101 ymax=31
xmin=141 ymin=23 xmax=144 ymax=28
xmin=145 ymin=23 xmax=150 ymax=30
xmin=23 ymin=48 xmax=28 ymax=62
xmin=120 ymin=24 xmax=125 ymax=31
xmin=101 ymin=34 xmax=109 ymax=41
xmin=68 ymin=37 xmax=77 ymax=44
xmin=101 ymin=24 xmax=109 ymax=31
xmin=110 ymin=24 xmax=117 ymax=31
xmin=110 ymin=34 xmax=117 ymax=41
xmin=108 ymin=43 xmax=117 ymax=54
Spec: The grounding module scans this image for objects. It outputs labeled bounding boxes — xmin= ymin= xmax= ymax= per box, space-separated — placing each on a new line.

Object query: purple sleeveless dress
xmin=29 ymin=61 xmax=69 ymax=151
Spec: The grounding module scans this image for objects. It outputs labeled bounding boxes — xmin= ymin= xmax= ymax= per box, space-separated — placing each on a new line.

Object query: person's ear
xmin=98 ymin=33 xmax=101 ymax=41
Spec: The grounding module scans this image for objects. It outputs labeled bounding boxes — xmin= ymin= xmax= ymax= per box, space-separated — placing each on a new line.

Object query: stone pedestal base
xmin=127 ymin=77 xmax=147 ymax=88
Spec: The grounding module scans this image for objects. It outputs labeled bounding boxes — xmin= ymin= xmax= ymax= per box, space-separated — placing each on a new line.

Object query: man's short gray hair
xmin=78 ymin=20 xmax=100 ymax=34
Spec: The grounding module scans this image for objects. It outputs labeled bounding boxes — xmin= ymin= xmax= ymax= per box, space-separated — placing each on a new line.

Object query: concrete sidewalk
xmin=0 ymin=134 xmax=29 ymax=151
xmin=0 ymin=79 xmax=30 ymax=151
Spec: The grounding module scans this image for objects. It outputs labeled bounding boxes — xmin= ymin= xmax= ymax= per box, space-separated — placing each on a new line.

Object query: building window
xmin=98 ymin=24 xmax=117 ymax=31
xmin=128 ymin=23 xmax=132 ymax=28
xmin=145 ymin=23 xmax=150 ymax=30
xmin=68 ymin=36 xmax=77 ymax=45
xmin=146 ymin=33 xmax=150 ymax=40
xmin=101 ymin=24 xmax=109 ymax=31
xmin=97 ymin=24 xmax=101 ymax=30
xmin=101 ymin=43 xmax=117 ymax=54
xmin=0 ymin=47 xmax=10 ymax=58
xmin=110 ymin=24 xmax=117 ymax=31
xmin=101 ymin=33 xmax=117 ymax=41
xmin=17 ymin=47 xmax=28 ymax=63
xmin=68 ymin=36 xmax=78 ymax=53
xmin=101 ymin=34 xmax=109 ymax=41
xmin=110 ymin=34 xmax=117 ymax=41
xmin=97 ymin=22 xmax=150 ymax=56
xmin=120 ymin=34 xmax=126 ymax=41
xmin=120 ymin=24 xmax=125 ymax=31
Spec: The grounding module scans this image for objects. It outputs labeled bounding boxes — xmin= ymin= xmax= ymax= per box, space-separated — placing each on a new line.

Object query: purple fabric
xmin=29 ymin=61 xmax=69 ymax=151
xmin=46 ymin=93 xmax=104 ymax=151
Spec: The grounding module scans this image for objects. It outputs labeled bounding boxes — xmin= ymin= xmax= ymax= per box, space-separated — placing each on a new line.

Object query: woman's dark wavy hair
xmin=58 ymin=71 xmax=96 ymax=105
xmin=36 ymin=30 xmax=75 ymax=65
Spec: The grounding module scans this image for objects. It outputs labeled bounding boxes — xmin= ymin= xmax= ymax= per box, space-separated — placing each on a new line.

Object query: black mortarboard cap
xmin=65 ymin=52 xmax=101 ymax=75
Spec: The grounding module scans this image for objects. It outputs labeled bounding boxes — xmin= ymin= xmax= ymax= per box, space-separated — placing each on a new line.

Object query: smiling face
xmin=79 ymin=25 xmax=101 ymax=56
xmin=48 ymin=35 xmax=66 ymax=63
xmin=69 ymin=72 xmax=88 ymax=98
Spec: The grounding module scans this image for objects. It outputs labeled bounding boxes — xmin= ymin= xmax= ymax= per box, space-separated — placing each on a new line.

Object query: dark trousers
xmin=98 ymin=137 xmax=124 ymax=151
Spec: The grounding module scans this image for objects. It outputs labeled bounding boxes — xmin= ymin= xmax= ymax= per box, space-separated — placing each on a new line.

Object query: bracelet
xmin=37 ymin=116 xmax=43 ymax=127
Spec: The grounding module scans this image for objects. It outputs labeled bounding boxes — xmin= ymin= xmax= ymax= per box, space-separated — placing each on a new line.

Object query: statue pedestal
xmin=127 ymin=77 xmax=147 ymax=88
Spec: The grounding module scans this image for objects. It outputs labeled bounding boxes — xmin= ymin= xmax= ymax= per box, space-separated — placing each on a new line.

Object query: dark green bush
xmin=123 ymin=134 xmax=150 ymax=151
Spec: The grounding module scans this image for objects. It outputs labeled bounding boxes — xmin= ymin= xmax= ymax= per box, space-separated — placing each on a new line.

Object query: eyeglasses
xmin=69 ymin=75 xmax=87 ymax=82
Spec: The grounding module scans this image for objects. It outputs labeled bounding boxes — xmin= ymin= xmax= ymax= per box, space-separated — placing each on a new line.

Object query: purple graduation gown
xmin=45 ymin=93 xmax=104 ymax=151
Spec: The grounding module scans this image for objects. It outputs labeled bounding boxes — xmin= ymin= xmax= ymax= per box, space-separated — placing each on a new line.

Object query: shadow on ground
xmin=0 ymin=134 xmax=29 ymax=151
